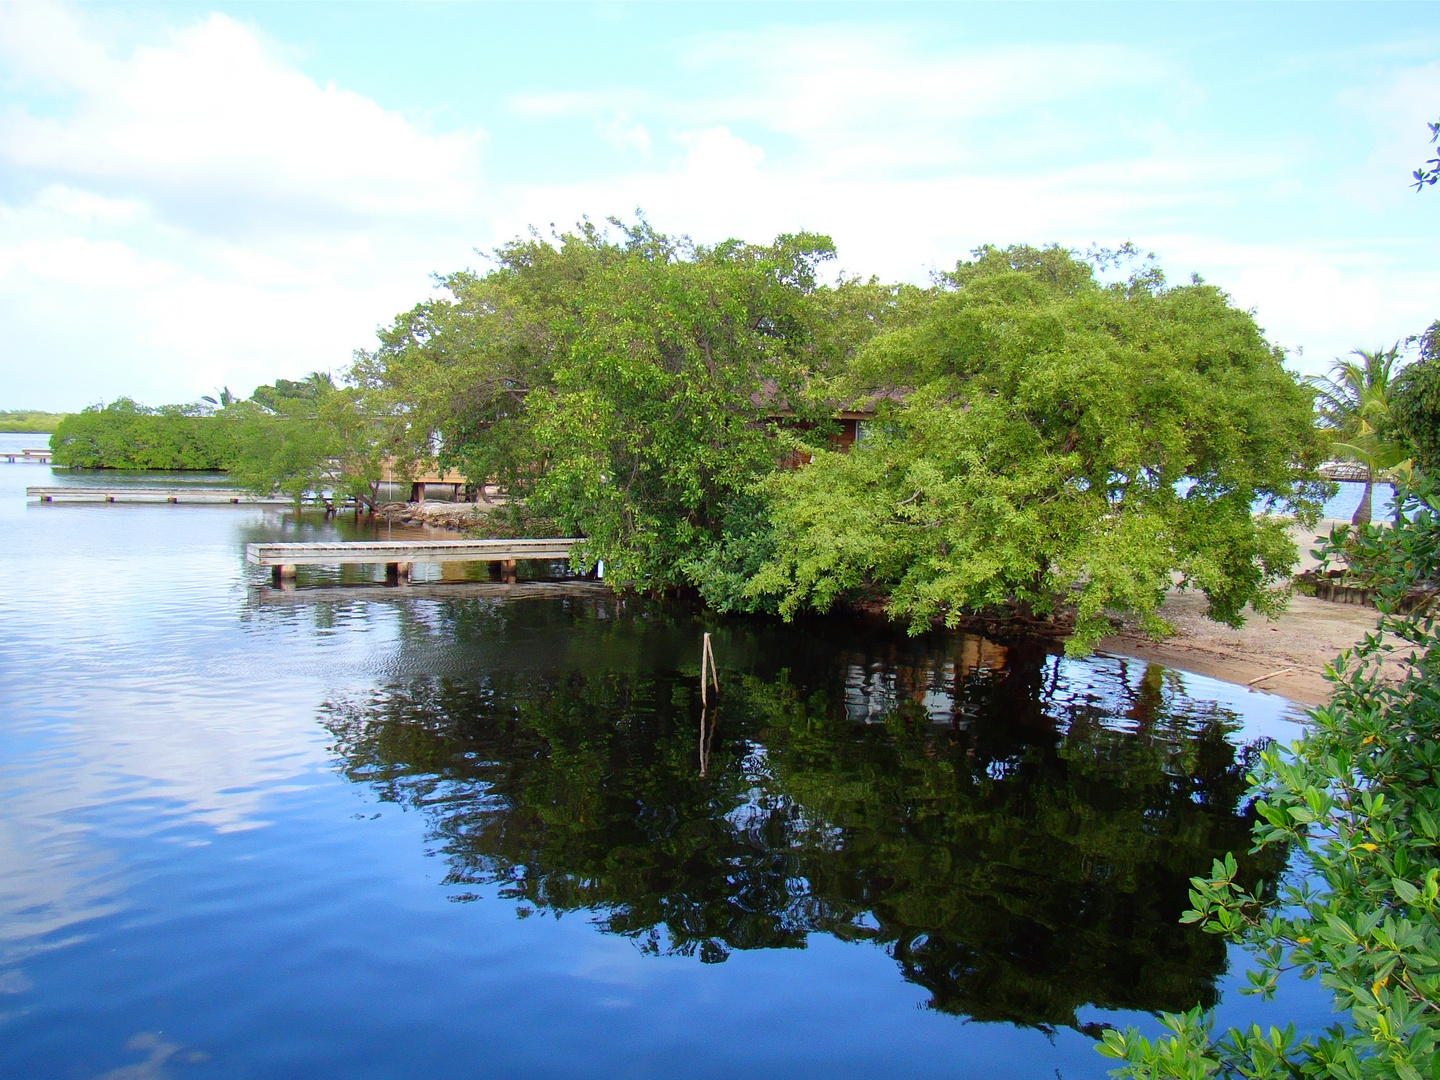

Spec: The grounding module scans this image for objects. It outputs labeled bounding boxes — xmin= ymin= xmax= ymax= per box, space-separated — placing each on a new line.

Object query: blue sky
xmin=1 ymin=1 xmax=1437 ymax=410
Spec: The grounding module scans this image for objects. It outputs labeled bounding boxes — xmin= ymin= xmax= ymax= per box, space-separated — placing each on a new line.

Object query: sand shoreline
xmin=1096 ymin=589 xmax=1402 ymax=707
xmin=1095 ymin=519 xmax=1406 ymax=707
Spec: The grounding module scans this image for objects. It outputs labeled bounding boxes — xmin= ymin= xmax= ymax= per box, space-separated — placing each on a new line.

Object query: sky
xmin=0 ymin=1 xmax=1437 ymax=412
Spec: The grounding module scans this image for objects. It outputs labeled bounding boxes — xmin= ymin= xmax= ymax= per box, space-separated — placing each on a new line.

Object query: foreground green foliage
xmin=1097 ymin=473 xmax=1440 ymax=1079
xmin=1414 ymin=119 xmax=1440 ymax=191
xmin=747 ymin=245 xmax=1326 ymax=654
xmin=0 ymin=409 xmax=67 ymax=434
xmin=51 ymin=399 xmax=234 ymax=469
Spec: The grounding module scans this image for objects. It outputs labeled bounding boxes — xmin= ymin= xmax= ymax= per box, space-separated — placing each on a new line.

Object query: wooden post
xmin=272 ymin=564 xmax=296 ymax=585
xmin=700 ymin=632 xmax=719 ymax=705
xmin=501 ymin=558 xmax=517 ymax=583
xmin=699 ymin=632 xmax=719 ymax=775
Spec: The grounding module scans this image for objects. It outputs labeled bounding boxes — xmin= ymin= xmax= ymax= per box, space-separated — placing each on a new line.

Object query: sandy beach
xmin=1097 ymin=518 xmax=1408 ymax=707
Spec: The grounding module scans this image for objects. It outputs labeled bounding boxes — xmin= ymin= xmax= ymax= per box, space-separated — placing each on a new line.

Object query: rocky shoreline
xmin=377 ymin=500 xmax=497 ymax=529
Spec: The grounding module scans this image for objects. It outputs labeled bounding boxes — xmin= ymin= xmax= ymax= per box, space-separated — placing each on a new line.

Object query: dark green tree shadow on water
xmin=319 ymin=600 xmax=1287 ymax=1033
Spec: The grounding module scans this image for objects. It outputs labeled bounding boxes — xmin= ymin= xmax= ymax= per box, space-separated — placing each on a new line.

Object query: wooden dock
xmin=5 ymin=449 xmax=51 ymax=464
xmin=28 ymin=486 xmax=291 ymax=505
xmin=252 ymin=580 xmax=612 ymax=602
xmin=245 ymin=538 xmax=583 ymax=584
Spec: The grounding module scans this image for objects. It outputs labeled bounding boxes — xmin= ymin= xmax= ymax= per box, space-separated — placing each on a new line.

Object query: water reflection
xmin=322 ymin=605 xmax=1285 ymax=1031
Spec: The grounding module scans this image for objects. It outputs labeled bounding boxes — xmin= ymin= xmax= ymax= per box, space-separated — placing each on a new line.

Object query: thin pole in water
xmin=699 ymin=631 xmax=719 ymax=777
xmin=700 ymin=632 xmax=719 ymax=705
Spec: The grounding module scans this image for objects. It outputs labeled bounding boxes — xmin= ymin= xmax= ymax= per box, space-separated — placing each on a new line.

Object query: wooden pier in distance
xmin=5 ymin=449 xmax=52 ymax=464
xmin=28 ymin=486 xmax=292 ymax=505
xmin=245 ymin=538 xmax=583 ymax=585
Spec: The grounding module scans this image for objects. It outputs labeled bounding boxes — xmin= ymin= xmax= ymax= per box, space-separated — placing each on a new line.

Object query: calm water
xmin=0 ymin=437 xmax=1334 ymax=1079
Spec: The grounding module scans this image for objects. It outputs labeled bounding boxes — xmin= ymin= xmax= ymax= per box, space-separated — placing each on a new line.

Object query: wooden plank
xmin=244 ymin=538 xmax=582 ymax=566
xmin=27 ymin=486 xmax=292 ymax=505
xmin=252 ymin=580 xmax=611 ymax=602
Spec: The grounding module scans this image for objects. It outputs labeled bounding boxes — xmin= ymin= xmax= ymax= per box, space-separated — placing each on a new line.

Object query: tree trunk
xmin=1352 ymin=472 xmax=1373 ymax=527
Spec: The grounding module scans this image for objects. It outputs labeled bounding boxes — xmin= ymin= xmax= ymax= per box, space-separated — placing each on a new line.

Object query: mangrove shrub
xmin=355 ymin=219 xmax=891 ymax=588
xmin=51 ymin=398 xmax=234 ymax=469
xmin=745 ymin=245 xmax=1326 ymax=653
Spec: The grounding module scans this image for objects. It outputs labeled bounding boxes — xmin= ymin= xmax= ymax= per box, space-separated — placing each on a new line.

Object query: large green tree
xmin=354 ymin=219 xmax=891 ymax=588
xmin=224 ymin=372 xmax=385 ymax=510
xmin=745 ymin=245 xmax=1326 ymax=654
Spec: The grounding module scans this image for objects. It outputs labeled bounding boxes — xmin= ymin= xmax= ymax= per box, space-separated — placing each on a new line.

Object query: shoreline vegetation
xmin=37 ymin=225 xmax=1439 ymax=668
xmin=41 ymin=228 xmax=1437 ymax=652
xmin=0 ymin=410 xmax=67 ymax=434
xmin=1100 ymin=474 xmax=1440 ymax=1079
xmin=45 ymin=230 xmax=1345 ymax=657
xmin=21 ymin=217 xmax=1440 ymax=1073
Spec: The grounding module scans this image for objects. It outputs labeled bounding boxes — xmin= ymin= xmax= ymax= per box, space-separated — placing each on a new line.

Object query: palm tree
xmin=1309 ymin=346 xmax=1412 ymax=525
xmin=201 ymin=386 xmax=237 ymax=408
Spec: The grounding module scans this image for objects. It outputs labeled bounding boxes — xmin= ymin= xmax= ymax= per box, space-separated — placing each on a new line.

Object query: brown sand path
xmin=1097 ymin=590 xmax=1401 ymax=707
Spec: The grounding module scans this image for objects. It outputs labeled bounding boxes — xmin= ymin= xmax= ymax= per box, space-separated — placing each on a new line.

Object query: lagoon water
xmin=0 ymin=433 xmax=1335 ymax=1079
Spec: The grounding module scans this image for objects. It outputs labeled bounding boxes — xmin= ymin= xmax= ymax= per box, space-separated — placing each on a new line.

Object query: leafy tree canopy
xmin=1393 ymin=321 xmax=1440 ymax=475
xmin=223 ymin=371 xmax=385 ymax=509
xmin=744 ymin=245 xmax=1326 ymax=654
xmin=354 ymin=218 xmax=894 ymax=588
xmin=51 ymin=397 xmax=234 ymax=469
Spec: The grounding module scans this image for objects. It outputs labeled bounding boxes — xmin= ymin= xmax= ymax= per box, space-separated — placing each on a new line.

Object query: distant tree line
xmin=50 ymin=373 xmax=387 ymax=509
xmin=51 ymin=398 xmax=235 ymax=470
xmin=0 ymin=409 xmax=68 ymax=434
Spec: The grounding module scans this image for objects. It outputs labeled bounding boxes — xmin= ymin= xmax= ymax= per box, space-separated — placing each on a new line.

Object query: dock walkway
xmin=28 ymin=486 xmax=291 ymax=505
xmin=245 ymin=538 xmax=582 ymax=584
xmin=5 ymin=449 xmax=52 ymax=464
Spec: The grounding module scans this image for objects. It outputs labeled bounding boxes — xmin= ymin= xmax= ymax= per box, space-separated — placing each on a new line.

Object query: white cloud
xmin=0 ymin=7 xmax=1434 ymax=407
xmin=0 ymin=5 xmax=489 ymax=408
xmin=495 ymin=23 xmax=1438 ymax=376
xmin=0 ymin=8 xmax=484 ymax=234
xmin=597 ymin=114 xmax=652 ymax=157
xmin=33 ymin=185 xmax=145 ymax=224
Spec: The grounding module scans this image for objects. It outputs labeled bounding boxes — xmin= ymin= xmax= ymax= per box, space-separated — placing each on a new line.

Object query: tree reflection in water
xmin=320 ymin=598 xmax=1285 ymax=1031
